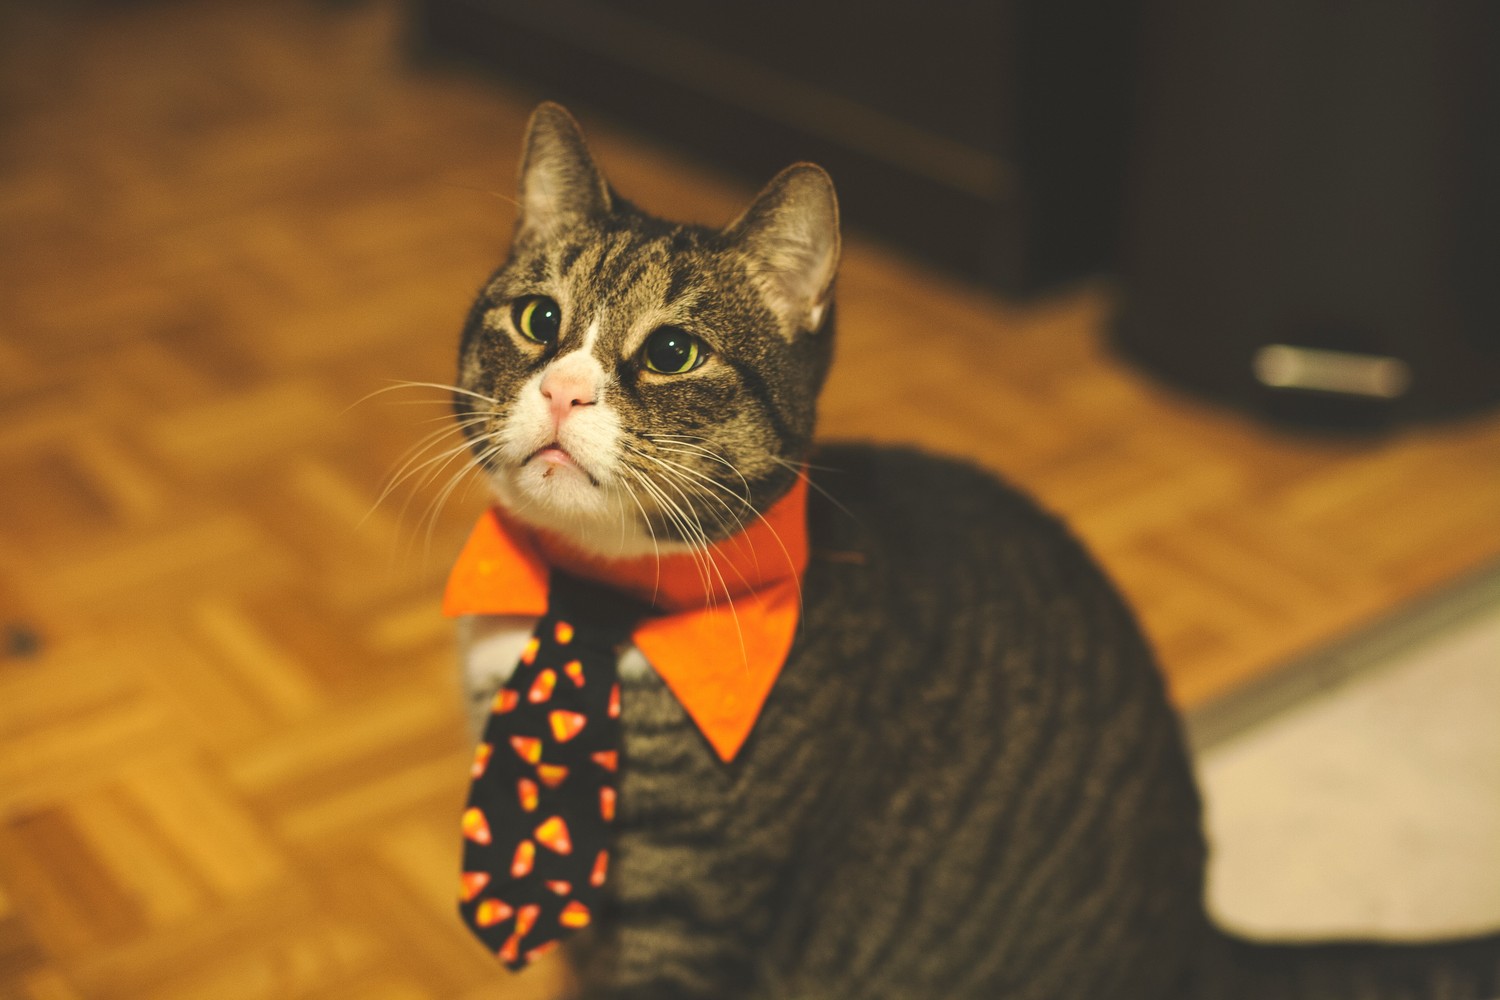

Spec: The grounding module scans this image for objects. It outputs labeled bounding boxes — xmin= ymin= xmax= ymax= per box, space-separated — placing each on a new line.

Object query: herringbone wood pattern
xmin=2 ymin=2 xmax=1498 ymax=997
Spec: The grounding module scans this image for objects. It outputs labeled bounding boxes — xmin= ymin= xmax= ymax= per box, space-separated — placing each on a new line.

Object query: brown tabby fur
xmin=450 ymin=103 xmax=1500 ymax=1000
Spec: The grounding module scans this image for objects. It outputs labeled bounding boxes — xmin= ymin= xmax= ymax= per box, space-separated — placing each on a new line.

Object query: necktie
xmin=458 ymin=572 xmax=644 ymax=969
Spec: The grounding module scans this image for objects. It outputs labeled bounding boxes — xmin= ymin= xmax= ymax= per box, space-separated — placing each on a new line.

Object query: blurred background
xmin=0 ymin=0 xmax=1497 ymax=997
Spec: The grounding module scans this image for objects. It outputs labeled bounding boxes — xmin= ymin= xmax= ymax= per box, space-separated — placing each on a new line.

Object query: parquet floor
xmin=1 ymin=2 xmax=1498 ymax=997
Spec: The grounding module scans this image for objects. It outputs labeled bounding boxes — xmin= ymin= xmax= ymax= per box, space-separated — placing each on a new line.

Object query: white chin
xmin=511 ymin=458 xmax=603 ymax=512
xmin=488 ymin=462 xmax=673 ymax=559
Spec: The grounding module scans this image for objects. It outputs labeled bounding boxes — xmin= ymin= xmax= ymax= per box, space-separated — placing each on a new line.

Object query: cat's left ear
xmin=724 ymin=164 xmax=840 ymax=337
xmin=515 ymin=102 xmax=612 ymax=244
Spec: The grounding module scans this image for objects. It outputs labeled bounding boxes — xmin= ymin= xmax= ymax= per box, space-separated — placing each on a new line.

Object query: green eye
xmin=643 ymin=327 xmax=707 ymax=374
xmin=512 ymin=296 xmax=561 ymax=344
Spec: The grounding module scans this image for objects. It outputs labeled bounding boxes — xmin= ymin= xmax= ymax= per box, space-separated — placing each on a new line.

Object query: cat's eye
xmin=642 ymin=327 xmax=707 ymax=374
xmin=512 ymin=296 xmax=562 ymax=345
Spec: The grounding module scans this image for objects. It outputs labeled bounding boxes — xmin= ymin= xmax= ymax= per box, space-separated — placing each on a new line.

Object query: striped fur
xmin=453 ymin=105 xmax=1500 ymax=998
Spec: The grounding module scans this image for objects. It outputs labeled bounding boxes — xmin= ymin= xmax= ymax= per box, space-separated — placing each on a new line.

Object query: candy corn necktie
xmin=458 ymin=572 xmax=644 ymax=969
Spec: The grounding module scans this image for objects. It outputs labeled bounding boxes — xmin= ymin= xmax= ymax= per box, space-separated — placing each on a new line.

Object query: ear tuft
xmin=724 ymin=164 xmax=840 ymax=337
xmin=515 ymin=103 xmax=611 ymax=243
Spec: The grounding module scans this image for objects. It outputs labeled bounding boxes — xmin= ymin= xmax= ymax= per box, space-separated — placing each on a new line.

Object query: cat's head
xmin=454 ymin=103 xmax=840 ymax=559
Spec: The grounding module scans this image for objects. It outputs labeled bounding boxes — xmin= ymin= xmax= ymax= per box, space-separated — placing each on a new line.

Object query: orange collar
xmin=443 ymin=480 xmax=808 ymax=762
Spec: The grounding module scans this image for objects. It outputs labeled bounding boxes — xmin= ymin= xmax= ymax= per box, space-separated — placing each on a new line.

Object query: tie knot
xmin=543 ymin=571 xmax=648 ymax=650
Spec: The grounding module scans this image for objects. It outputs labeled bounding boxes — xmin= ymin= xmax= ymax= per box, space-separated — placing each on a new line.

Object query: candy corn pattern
xmin=457 ymin=574 xmax=635 ymax=971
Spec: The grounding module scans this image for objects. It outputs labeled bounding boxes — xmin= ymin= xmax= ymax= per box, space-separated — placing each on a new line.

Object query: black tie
xmin=458 ymin=572 xmax=643 ymax=969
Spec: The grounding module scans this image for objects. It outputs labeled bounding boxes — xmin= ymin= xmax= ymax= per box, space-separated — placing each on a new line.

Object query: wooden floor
xmin=2 ymin=2 xmax=1499 ymax=997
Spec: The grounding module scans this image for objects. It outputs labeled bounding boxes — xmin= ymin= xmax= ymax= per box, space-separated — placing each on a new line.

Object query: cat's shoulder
xmin=807 ymin=442 xmax=1075 ymax=550
xmin=799 ymin=441 xmax=1146 ymax=668
xmin=804 ymin=442 xmax=1119 ymax=606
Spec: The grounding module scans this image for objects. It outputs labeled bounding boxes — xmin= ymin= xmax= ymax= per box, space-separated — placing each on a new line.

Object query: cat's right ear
xmin=514 ymin=103 xmax=612 ymax=243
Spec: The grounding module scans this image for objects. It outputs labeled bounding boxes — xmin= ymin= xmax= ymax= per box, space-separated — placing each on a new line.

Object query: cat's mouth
xmin=524 ymin=442 xmax=600 ymax=486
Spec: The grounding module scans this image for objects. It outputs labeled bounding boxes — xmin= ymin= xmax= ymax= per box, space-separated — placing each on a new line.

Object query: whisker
xmin=768 ymin=453 xmax=855 ymax=521
xmin=630 ymin=471 xmax=718 ymax=604
xmin=637 ymin=436 xmax=806 ymax=617
xmin=439 ymin=180 xmax=523 ymax=211
xmin=646 ymin=442 xmax=755 ymax=500
xmin=365 ymin=416 xmax=493 ymax=527
xmin=647 ymin=462 xmax=760 ymax=606
xmin=623 ymin=444 xmax=751 ymax=540
xmin=628 ymin=460 xmax=753 ymax=668
xmin=617 ymin=470 xmax=663 ymax=603
xmin=418 ymin=437 xmax=507 ymax=561
xmin=343 ymin=379 xmax=501 ymax=417
xmin=632 ymin=467 xmax=749 ymax=667
xmin=378 ymin=424 xmax=490 ymax=507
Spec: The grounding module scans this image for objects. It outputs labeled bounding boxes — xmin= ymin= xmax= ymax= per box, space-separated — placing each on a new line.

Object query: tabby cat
xmin=448 ymin=103 xmax=1500 ymax=999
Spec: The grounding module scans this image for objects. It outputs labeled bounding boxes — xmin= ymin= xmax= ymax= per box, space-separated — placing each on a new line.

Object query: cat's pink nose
xmin=539 ymin=368 xmax=597 ymax=427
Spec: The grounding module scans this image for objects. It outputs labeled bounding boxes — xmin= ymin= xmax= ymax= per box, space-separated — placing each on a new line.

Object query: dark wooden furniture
xmin=1114 ymin=1 xmax=1500 ymax=431
xmin=407 ymin=0 xmax=1142 ymax=295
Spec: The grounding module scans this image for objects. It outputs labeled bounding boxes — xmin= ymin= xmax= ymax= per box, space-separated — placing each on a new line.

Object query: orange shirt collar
xmin=443 ymin=479 xmax=808 ymax=762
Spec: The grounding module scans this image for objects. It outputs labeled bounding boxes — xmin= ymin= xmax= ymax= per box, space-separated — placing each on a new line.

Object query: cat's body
xmin=449 ymin=104 xmax=1500 ymax=999
xmin=470 ymin=444 xmax=1212 ymax=998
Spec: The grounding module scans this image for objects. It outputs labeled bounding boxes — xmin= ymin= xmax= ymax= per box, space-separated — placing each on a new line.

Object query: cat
xmin=446 ymin=102 xmax=1500 ymax=999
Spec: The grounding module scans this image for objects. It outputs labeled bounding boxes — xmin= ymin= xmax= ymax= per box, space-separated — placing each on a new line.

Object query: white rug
xmin=1194 ymin=570 xmax=1500 ymax=939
